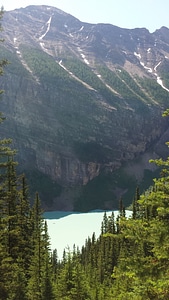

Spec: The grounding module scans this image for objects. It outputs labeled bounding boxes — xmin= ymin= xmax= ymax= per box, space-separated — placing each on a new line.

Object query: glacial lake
xmin=44 ymin=210 xmax=131 ymax=259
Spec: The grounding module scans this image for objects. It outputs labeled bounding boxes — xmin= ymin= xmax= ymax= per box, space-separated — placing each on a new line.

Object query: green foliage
xmin=0 ymin=46 xmax=31 ymax=78
xmin=20 ymin=46 xmax=70 ymax=84
xmin=27 ymin=194 xmax=54 ymax=300
xmin=62 ymin=56 xmax=120 ymax=106
xmin=55 ymin=250 xmax=91 ymax=300
xmin=96 ymin=65 xmax=151 ymax=108
xmin=111 ymin=141 xmax=169 ymax=298
xmin=137 ymin=76 xmax=169 ymax=104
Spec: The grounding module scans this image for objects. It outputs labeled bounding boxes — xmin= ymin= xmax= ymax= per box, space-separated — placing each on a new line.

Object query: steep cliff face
xmin=0 ymin=5 xmax=169 ymax=210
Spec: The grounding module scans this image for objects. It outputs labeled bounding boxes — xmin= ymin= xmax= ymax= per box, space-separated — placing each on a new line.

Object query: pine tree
xmin=17 ymin=175 xmax=33 ymax=275
xmin=27 ymin=193 xmax=54 ymax=300
xmin=51 ymin=249 xmax=59 ymax=281
xmin=27 ymin=193 xmax=44 ymax=299
xmin=56 ymin=249 xmax=91 ymax=300
xmin=132 ymin=187 xmax=140 ymax=219
xmin=41 ymin=221 xmax=55 ymax=300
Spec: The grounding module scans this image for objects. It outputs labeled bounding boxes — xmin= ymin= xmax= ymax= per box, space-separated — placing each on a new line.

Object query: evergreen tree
xmin=56 ymin=249 xmax=91 ymax=300
xmin=27 ymin=193 xmax=44 ymax=299
xmin=27 ymin=193 xmax=54 ymax=300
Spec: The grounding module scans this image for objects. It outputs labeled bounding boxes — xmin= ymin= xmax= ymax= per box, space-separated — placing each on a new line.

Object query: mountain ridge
xmin=1 ymin=5 xmax=169 ymax=211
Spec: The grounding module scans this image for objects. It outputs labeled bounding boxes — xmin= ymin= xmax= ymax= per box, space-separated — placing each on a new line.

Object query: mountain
xmin=0 ymin=5 xmax=169 ymax=211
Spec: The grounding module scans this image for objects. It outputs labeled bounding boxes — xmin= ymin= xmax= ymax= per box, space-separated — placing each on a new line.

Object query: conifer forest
xmin=1 ymin=9 xmax=169 ymax=300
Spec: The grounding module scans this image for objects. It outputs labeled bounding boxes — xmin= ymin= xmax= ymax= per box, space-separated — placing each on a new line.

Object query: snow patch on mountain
xmin=154 ymin=61 xmax=161 ymax=72
xmin=156 ymin=77 xmax=169 ymax=92
xmin=134 ymin=52 xmax=169 ymax=92
xmin=134 ymin=52 xmax=141 ymax=59
xmin=79 ymin=26 xmax=84 ymax=32
xmin=154 ymin=61 xmax=169 ymax=92
xmin=39 ymin=16 xmax=52 ymax=40
xmin=38 ymin=16 xmax=53 ymax=54
xmin=77 ymin=47 xmax=90 ymax=65
xmin=58 ymin=60 xmax=95 ymax=90
xmin=140 ymin=62 xmax=153 ymax=73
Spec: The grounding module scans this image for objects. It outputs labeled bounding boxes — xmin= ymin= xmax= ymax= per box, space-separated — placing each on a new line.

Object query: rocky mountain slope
xmin=1 ymin=5 xmax=169 ymax=211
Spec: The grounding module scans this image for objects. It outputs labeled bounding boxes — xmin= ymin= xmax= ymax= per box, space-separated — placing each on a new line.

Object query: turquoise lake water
xmin=44 ymin=210 xmax=131 ymax=259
